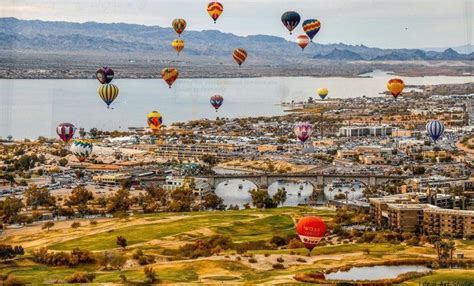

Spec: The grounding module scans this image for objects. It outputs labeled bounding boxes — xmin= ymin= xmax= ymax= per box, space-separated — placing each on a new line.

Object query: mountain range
xmin=1 ymin=17 xmax=473 ymax=62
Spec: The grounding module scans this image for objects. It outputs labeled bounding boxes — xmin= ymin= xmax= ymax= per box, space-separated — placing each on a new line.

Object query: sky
xmin=1 ymin=0 xmax=473 ymax=49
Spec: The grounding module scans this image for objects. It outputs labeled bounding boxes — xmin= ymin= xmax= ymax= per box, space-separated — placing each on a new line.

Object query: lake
xmin=324 ymin=265 xmax=430 ymax=281
xmin=1 ymin=71 xmax=472 ymax=139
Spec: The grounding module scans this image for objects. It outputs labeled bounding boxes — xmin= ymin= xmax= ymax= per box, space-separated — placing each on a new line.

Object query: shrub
xmin=31 ymin=248 xmax=94 ymax=266
xmin=264 ymin=253 xmax=270 ymax=257
xmin=270 ymin=235 xmax=287 ymax=247
xmin=138 ymin=255 xmax=155 ymax=266
xmin=71 ymin=222 xmax=81 ymax=229
xmin=288 ymin=238 xmax=305 ymax=249
xmin=144 ymin=266 xmax=157 ymax=283
xmin=296 ymin=257 xmax=306 ymax=263
xmin=276 ymin=256 xmax=284 ymax=263
xmin=272 ymin=263 xmax=285 ymax=269
xmin=236 ymin=256 xmax=241 ymax=261
xmin=116 ymin=236 xmax=127 ymax=249
xmin=1 ymin=275 xmax=25 ymax=286
xmin=90 ymin=220 xmax=98 ymax=226
xmin=65 ymin=272 xmax=96 ymax=283
xmin=132 ymin=249 xmax=143 ymax=260
xmin=248 ymin=257 xmax=257 ymax=263
xmin=96 ymin=251 xmax=126 ymax=270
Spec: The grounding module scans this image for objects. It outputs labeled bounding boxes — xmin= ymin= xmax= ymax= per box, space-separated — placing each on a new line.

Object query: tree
xmin=107 ymin=188 xmax=131 ymax=214
xmin=116 ymin=236 xmax=127 ymax=249
xmin=272 ymin=188 xmax=287 ymax=206
xmin=42 ymin=221 xmax=54 ymax=231
xmin=0 ymin=197 xmax=24 ymax=223
xmin=144 ymin=266 xmax=157 ymax=283
xmin=202 ymin=193 xmax=225 ymax=210
xmin=201 ymin=154 xmax=218 ymax=168
xmin=249 ymin=189 xmax=276 ymax=209
xmin=58 ymin=158 xmax=68 ymax=167
xmin=24 ymin=185 xmax=56 ymax=210
xmin=0 ymin=244 xmax=24 ymax=261
xmin=71 ymin=222 xmax=81 ymax=229
xmin=97 ymin=251 xmax=126 ymax=271
xmin=66 ymin=186 xmax=94 ymax=216
xmin=168 ymin=188 xmax=195 ymax=212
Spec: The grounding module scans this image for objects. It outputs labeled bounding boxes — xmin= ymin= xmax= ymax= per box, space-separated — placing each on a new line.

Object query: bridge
xmin=206 ymin=173 xmax=409 ymax=190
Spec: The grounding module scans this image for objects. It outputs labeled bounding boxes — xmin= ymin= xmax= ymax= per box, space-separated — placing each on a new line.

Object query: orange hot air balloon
xmin=387 ymin=78 xmax=405 ymax=99
xmin=172 ymin=39 xmax=185 ymax=55
xmin=147 ymin=111 xmax=163 ymax=133
xmin=296 ymin=216 xmax=326 ymax=255
xmin=160 ymin=68 xmax=179 ymax=88
xmin=207 ymin=2 xmax=223 ymax=24
xmin=172 ymin=18 xmax=187 ymax=37
xmin=297 ymin=35 xmax=310 ymax=51
xmin=233 ymin=48 xmax=247 ymax=67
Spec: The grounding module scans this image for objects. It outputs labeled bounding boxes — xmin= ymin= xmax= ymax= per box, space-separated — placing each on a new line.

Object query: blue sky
xmin=2 ymin=0 xmax=472 ymax=49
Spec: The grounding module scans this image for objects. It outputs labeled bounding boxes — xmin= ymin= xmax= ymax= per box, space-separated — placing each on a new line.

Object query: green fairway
xmin=403 ymin=269 xmax=474 ymax=285
xmin=50 ymin=213 xmax=258 ymax=251
xmin=213 ymin=214 xmax=295 ymax=242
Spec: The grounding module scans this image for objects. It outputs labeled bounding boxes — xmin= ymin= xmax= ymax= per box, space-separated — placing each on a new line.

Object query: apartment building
xmin=423 ymin=208 xmax=474 ymax=238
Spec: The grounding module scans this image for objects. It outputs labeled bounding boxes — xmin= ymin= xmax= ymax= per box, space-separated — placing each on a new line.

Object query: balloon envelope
xmin=426 ymin=120 xmax=445 ymax=142
xmin=294 ymin=122 xmax=313 ymax=143
xmin=233 ymin=48 xmax=247 ymax=67
xmin=147 ymin=111 xmax=163 ymax=132
xmin=318 ymin=88 xmax=329 ymax=100
xmin=387 ymin=79 xmax=405 ymax=99
xmin=70 ymin=139 xmax=93 ymax=162
xmin=210 ymin=95 xmax=224 ymax=111
xmin=95 ymin=67 xmax=114 ymax=84
xmin=297 ymin=35 xmax=310 ymax=50
xmin=281 ymin=11 xmax=301 ymax=34
xmin=56 ymin=123 xmax=76 ymax=143
xmin=296 ymin=216 xmax=326 ymax=251
xmin=302 ymin=19 xmax=321 ymax=41
xmin=207 ymin=2 xmax=223 ymax=23
xmin=160 ymin=68 xmax=179 ymax=88
xmin=98 ymin=84 xmax=119 ymax=108
xmin=172 ymin=39 xmax=185 ymax=55
xmin=172 ymin=18 xmax=187 ymax=36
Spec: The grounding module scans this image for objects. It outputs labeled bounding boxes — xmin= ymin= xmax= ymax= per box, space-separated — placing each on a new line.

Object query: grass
xmin=403 ymin=269 xmax=474 ymax=285
xmin=50 ymin=213 xmax=257 ymax=251
xmin=213 ymin=214 xmax=294 ymax=242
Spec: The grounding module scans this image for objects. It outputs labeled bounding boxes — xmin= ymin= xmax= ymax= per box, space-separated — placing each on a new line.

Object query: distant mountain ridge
xmin=1 ymin=17 xmax=473 ymax=61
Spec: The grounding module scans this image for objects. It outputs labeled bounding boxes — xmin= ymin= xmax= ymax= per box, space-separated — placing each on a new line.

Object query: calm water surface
xmin=1 ymin=71 xmax=472 ymax=139
xmin=325 ymin=265 xmax=430 ymax=281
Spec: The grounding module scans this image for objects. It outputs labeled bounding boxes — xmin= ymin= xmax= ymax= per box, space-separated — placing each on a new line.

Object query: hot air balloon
xmin=56 ymin=123 xmax=76 ymax=143
xmin=302 ymin=19 xmax=321 ymax=42
xmin=294 ymin=122 xmax=313 ymax=143
xmin=95 ymin=67 xmax=114 ymax=84
xmin=426 ymin=120 xmax=445 ymax=142
xmin=318 ymin=88 xmax=329 ymax=100
xmin=210 ymin=95 xmax=224 ymax=111
xmin=387 ymin=79 xmax=405 ymax=99
xmin=147 ymin=111 xmax=163 ymax=133
xmin=172 ymin=39 xmax=185 ymax=55
xmin=297 ymin=35 xmax=310 ymax=50
xmin=98 ymin=84 xmax=119 ymax=108
xmin=172 ymin=18 xmax=187 ymax=37
xmin=207 ymin=2 xmax=223 ymax=23
xmin=296 ymin=216 xmax=326 ymax=255
xmin=160 ymin=68 xmax=179 ymax=88
xmin=281 ymin=11 xmax=301 ymax=35
xmin=233 ymin=48 xmax=247 ymax=67
xmin=70 ymin=139 xmax=93 ymax=162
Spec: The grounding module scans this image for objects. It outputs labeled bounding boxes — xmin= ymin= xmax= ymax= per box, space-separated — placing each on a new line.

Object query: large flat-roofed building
xmin=423 ymin=208 xmax=474 ymax=238
xmin=92 ymin=173 xmax=131 ymax=185
xmin=369 ymin=193 xmax=426 ymax=228
xmin=338 ymin=125 xmax=396 ymax=137
xmin=154 ymin=143 xmax=243 ymax=161
xmin=387 ymin=204 xmax=437 ymax=233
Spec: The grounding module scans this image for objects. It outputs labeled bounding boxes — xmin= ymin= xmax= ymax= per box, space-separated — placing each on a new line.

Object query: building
xmin=423 ymin=208 xmax=474 ymax=238
xmin=387 ymin=204 xmax=437 ymax=233
xmin=92 ymin=173 xmax=131 ymax=185
xmin=162 ymin=176 xmax=210 ymax=194
xmin=338 ymin=125 xmax=397 ymax=137
xmin=154 ymin=143 xmax=243 ymax=161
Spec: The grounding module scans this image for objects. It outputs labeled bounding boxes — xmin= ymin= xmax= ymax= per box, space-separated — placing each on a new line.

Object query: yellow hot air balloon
xmin=207 ymin=2 xmax=224 ymax=24
xmin=98 ymin=83 xmax=119 ymax=108
xmin=171 ymin=39 xmax=185 ymax=55
xmin=147 ymin=111 xmax=163 ymax=133
xmin=387 ymin=79 xmax=405 ymax=99
xmin=160 ymin=68 xmax=179 ymax=88
xmin=318 ymin=88 xmax=329 ymax=100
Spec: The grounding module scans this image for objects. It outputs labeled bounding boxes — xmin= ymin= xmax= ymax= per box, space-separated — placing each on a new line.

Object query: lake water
xmin=1 ymin=71 xmax=472 ymax=139
xmin=324 ymin=265 xmax=430 ymax=281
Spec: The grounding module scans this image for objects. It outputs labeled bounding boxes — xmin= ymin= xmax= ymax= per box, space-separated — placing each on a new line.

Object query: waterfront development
xmin=1 ymin=1 xmax=474 ymax=285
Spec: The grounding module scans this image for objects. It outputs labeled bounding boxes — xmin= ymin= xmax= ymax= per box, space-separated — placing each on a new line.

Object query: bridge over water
xmin=206 ymin=173 xmax=409 ymax=190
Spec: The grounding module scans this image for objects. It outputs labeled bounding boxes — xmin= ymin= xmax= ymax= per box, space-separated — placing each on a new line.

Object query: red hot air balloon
xmin=56 ymin=123 xmax=76 ymax=143
xmin=296 ymin=216 xmax=326 ymax=255
xmin=233 ymin=48 xmax=247 ymax=67
xmin=297 ymin=35 xmax=310 ymax=50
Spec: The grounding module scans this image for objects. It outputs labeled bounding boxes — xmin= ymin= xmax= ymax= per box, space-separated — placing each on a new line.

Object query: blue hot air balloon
xmin=426 ymin=120 xmax=445 ymax=142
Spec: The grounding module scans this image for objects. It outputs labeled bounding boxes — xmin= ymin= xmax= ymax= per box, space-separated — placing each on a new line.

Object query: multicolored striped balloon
xmin=207 ymin=2 xmax=223 ymax=23
xmin=297 ymin=35 xmax=310 ymax=50
xmin=232 ymin=48 xmax=247 ymax=67
xmin=98 ymin=83 xmax=119 ymax=108
xmin=210 ymin=95 xmax=224 ymax=111
xmin=172 ymin=18 xmax=187 ymax=36
xmin=56 ymin=123 xmax=76 ymax=143
xmin=302 ymin=19 xmax=321 ymax=42
xmin=160 ymin=68 xmax=179 ymax=88
xmin=426 ymin=120 xmax=445 ymax=142
xmin=70 ymin=139 xmax=93 ymax=162
xmin=294 ymin=122 xmax=313 ymax=143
